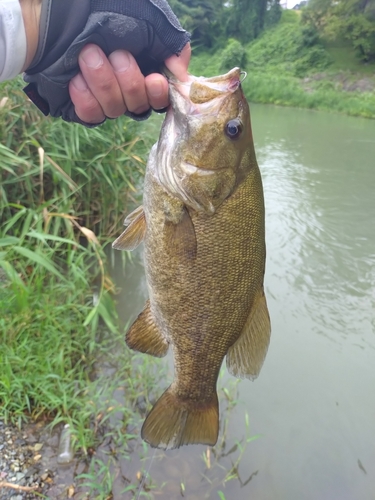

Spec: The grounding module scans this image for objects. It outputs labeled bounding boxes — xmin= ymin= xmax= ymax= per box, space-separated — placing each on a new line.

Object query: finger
xmin=78 ymin=44 xmax=127 ymax=119
xmin=165 ymin=43 xmax=191 ymax=82
xmin=145 ymin=74 xmax=169 ymax=111
xmin=69 ymin=73 xmax=106 ymax=124
xmin=108 ymin=50 xmax=150 ymax=115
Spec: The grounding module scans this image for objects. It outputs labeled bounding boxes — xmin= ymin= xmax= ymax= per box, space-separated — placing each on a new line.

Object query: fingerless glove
xmin=23 ymin=0 xmax=190 ymax=126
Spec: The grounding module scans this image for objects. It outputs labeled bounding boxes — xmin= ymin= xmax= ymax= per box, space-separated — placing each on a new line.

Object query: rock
xmin=34 ymin=443 xmax=43 ymax=452
xmin=25 ymin=465 xmax=38 ymax=477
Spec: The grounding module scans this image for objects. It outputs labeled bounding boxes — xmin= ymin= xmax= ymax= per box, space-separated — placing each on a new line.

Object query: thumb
xmin=164 ymin=43 xmax=191 ymax=82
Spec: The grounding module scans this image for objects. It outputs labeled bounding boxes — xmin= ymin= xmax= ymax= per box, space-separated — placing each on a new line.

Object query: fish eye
xmin=225 ymin=119 xmax=243 ymax=140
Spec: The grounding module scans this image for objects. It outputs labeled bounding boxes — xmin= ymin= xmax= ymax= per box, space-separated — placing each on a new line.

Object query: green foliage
xmin=0 ymin=77 xmax=155 ymax=429
xmin=302 ymin=0 xmax=375 ymax=61
xmin=246 ymin=17 xmax=332 ymax=76
xmin=166 ymin=0 xmax=282 ymax=51
xmin=322 ymin=37 xmax=375 ymax=73
xmin=265 ymin=0 xmax=283 ymax=27
xmin=169 ymin=0 xmax=226 ymax=48
xmin=189 ymin=26 xmax=375 ymax=120
xmin=0 ymin=92 xmax=147 ymax=247
xmin=339 ymin=13 xmax=375 ymax=60
xmin=279 ymin=8 xmax=300 ymax=24
xmin=220 ymin=39 xmax=247 ymax=71
xmin=365 ymin=0 xmax=375 ymax=21
xmin=301 ymin=0 xmax=332 ymax=30
xmin=242 ymin=70 xmax=375 ymax=118
xmin=226 ymin=0 xmax=268 ymax=42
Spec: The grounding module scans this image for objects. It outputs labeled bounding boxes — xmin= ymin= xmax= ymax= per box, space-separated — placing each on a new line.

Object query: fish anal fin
xmin=141 ymin=386 xmax=219 ymax=450
xmin=165 ymin=207 xmax=197 ymax=260
xmin=226 ymin=288 xmax=271 ymax=380
xmin=126 ymin=300 xmax=168 ymax=358
xmin=112 ymin=207 xmax=146 ymax=251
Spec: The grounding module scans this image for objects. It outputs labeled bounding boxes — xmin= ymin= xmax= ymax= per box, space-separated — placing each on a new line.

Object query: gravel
xmin=0 ymin=419 xmax=82 ymax=499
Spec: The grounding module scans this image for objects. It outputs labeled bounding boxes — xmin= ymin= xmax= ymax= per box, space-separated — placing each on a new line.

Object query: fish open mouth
xmin=165 ymin=67 xmax=244 ymax=112
xmin=154 ymin=66 xmax=247 ymax=213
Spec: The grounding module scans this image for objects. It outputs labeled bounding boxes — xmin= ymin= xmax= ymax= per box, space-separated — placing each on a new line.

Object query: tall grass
xmin=0 ymin=77 xmax=156 ymax=434
xmin=0 ymin=80 xmax=148 ymax=238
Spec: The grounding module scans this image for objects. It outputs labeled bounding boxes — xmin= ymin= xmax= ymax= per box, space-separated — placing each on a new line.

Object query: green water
xmin=113 ymin=104 xmax=375 ymax=499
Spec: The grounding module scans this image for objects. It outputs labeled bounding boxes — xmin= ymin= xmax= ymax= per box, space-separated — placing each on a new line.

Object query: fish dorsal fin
xmin=112 ymin=206 xmax=146 ymax=251
xmin=226 ymin=288 xmax=271 ymax=380
xmin=126 ymin=300 xmax=169 ymax=357
xmin=165 ymin=206 xmax=197 ymax=260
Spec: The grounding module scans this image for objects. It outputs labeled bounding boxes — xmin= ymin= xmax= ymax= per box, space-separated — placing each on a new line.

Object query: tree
xmin=169 ymin=0 xmax=282 ymax=49
xmin=301 ymin=0 xmax=333 ymax=30
xmin=302 ymin=0 xmax=375 ymax=61
xmin=227 ymin=0 xmax=267 ymax=42
xmin=226 ymin=0 xmax=281 ymax=43
xmin=169 ymin=0 xmax=226 ymax=48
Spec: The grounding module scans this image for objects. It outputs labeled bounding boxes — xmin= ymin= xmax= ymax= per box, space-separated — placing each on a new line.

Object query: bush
xmin=220 ymin=39 xmax=247 ymax=71
xmin=246 ymin=21 xmax=331 ymax=76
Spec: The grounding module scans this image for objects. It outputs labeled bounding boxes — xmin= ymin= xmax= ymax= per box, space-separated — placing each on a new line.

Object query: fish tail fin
xmin=141 ymin=385 xmax=219 ymax=450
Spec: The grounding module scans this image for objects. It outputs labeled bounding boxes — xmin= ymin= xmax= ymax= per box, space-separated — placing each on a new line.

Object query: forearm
xmin=19 ymin=0 xmax=42 ymax=71
xmin=0 ymin=0 xmax=40 ymax=82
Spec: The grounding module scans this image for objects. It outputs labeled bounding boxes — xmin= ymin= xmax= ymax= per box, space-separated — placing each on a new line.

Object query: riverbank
xmin=0 ymin=320 xmax=167 ymax=499
xmin=189 ymin=11 xmax=375 ymax=119
xmin=0 ymin=77 xmax=160 ymax=498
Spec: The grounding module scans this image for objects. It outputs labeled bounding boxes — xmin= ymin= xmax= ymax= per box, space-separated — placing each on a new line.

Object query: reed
xmin=0 ymin=77 xmax=152 ymax=432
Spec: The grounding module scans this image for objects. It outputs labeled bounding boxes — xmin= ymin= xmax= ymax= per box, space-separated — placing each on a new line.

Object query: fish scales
xmin=144 ymin=156 xmax=265 ymax=396
xmin=113 ymin=67 xmax=271 ymax=449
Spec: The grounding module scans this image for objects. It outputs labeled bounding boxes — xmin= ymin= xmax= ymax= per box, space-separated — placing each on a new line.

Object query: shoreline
xmin=242 ymin=69 xmax=375 ymax=120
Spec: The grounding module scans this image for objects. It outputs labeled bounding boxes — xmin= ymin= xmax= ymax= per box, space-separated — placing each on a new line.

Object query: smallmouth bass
xmin=113 ymin=67 xmax=271 ymax=449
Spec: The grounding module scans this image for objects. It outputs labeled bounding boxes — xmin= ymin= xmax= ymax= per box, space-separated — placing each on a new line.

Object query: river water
xmin=112 ymin=104 xmax=375 ymax=499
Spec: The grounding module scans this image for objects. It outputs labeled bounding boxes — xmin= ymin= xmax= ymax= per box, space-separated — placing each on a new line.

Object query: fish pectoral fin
xmin=142 ymin=385 xmax=219 ymax=450
xmin=112 ymin=207 xmax=146 ymax=251
xmin=124 ymin=205 xmax=144 ymax=226
xmin=226 ymin=288 xmax=271 ymax=380
xmin=165 ymin=206 xmax=197 ymax=259
xmin=126 ymin=300 xmax=169 ymax=357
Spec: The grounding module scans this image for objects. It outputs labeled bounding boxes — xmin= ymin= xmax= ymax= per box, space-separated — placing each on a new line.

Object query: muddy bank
xmin=302 ymin=71 xmax=375 ymax=92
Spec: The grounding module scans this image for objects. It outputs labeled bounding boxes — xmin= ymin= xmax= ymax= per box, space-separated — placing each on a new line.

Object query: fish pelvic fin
xmin=141 ymin=386 xmax=219 ymax=450
xmin=126 ymin=300 xmax=169 ymax=358
xmin=112 ymin=206 xmax=146 ymax=251
xmin=226 ymin=288 xmax=271 ymax=380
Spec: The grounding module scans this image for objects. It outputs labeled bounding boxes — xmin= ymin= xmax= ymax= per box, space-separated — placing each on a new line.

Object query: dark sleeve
xmin=23 ymin=0 xmax=190 ymax=127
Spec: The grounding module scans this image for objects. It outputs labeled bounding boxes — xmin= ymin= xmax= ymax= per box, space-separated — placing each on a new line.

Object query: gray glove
xmin=23 ymin=0 xmax=190 ymax=127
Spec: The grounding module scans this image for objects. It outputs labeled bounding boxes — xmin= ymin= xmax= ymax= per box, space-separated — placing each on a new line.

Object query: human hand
xmin=23 ymin=0 xmax=191 ymax=125
xmin=69 ymin=42 xmax=191 ymax=125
